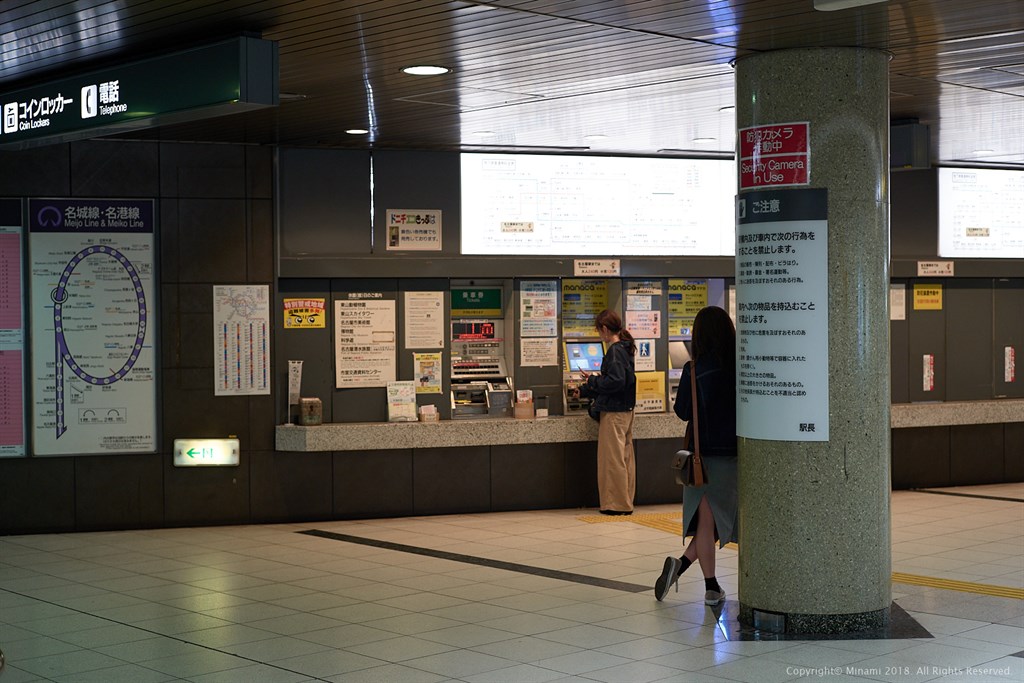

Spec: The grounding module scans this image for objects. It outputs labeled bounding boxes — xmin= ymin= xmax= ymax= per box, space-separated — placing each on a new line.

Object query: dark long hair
xmin=691 ymin=305 xmax=735 ymax=370
xmin=595 ymin=309 xmax=636 ymax=355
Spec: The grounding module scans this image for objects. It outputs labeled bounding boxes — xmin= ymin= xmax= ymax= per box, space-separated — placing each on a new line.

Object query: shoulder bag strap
xmin=689 ymin=360 xmax=701 ymax=458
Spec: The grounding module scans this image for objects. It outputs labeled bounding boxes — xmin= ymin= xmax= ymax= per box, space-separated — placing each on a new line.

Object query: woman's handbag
xmin=671 ymin=360 xmax=708 ymax=487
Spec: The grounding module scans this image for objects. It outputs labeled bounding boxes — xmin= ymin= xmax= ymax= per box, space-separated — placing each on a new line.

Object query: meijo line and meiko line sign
xmin=739 ymin=122 xmax=810 ymax=190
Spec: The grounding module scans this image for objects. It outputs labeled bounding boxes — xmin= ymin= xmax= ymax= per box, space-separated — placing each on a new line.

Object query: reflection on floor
xmin=1 ymin=483 xmax=1021 ymax=682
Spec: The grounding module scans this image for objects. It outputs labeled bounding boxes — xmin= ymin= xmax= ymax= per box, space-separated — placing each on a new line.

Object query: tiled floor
xmin=1 ymin=483 xmax=1022 ymax=682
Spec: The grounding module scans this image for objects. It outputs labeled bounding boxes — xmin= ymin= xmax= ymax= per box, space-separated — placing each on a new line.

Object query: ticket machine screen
xmin=565 ymin=342 xmax=604 ymax=373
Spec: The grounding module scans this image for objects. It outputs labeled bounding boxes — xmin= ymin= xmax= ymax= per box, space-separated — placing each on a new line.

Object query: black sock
xmin=677 ymin=557 xmax=692 ymax=576
xmin=704 ymin=577 xmax=721 ymax=592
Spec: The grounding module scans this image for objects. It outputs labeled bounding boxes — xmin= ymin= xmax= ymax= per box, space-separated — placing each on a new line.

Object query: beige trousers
xmin=597 ymin=410 xmax=636 ymax=512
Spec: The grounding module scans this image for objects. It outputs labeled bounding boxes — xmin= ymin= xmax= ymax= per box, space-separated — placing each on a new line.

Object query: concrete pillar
xmin=734 ymin=48 xmax=892 ymax=633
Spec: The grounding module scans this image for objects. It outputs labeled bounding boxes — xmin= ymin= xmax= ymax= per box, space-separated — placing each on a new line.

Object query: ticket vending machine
xmin=450 ymin=320 xmax=514 ymax=419
xmin=562 ymin=340 xmax=605 ymax=414
xmin=667 ymin=339 xmax=692 ymax=405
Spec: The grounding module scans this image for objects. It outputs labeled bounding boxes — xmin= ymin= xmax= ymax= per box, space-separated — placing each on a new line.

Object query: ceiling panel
xmin=0 ymin=0 xmax=1020 ymax=166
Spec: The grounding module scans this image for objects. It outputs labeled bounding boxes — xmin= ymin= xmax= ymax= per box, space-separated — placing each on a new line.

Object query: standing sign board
xmin=739 ymin=122 xmax=810 ymax=190
xmin=735 ymin=188 xmax=829 ymax=441
xmin=29 ymin=198 xmax=156 ymax=455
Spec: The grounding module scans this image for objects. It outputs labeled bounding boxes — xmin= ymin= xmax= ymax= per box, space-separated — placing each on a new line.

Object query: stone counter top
xmin=276 ymin=399 xmax=1024 ymax=452
xmin=891 ymin=399 xmax=1024 ymax=428
xmin=277 ymin=412 xmax=683 ymax=452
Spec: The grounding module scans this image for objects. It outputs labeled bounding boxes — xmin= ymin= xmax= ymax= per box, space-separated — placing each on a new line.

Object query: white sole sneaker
xmin=704 ymin=589 xmax=725 ymax=606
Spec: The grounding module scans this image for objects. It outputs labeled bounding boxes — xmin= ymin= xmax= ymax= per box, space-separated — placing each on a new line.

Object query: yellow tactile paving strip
xmin=578 ymin=513 xmax=1022 ymax=600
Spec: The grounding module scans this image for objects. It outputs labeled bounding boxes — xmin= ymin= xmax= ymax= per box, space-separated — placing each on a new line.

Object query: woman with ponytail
xmin=577 ymin=309 xmax=637 ymax=515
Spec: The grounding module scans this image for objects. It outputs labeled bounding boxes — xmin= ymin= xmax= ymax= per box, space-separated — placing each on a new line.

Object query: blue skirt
xmin=682 ymin=455 xmax=738 ymax=548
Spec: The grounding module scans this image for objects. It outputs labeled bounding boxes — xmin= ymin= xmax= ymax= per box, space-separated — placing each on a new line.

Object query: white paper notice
xmin=214 ymin=285 xmax=271 ymax=397
xmin=404 ymin=291 xmax=444 ymax=348
xmin=520 ymin=281 xmax=558 ymax=337
xmin=521 ymin=337 xmax=559 ymax=367
xmin=626 ymin=310 xmax=661 ymax=338
xmin=890 ymin=284 xmax=906 ymax=321
xmin=335 ymin=299 xmax=396 ymax=388
xmin=387 ymin=380 xmax=418 ymax=421
xmin=736 ymin=189 xmax=829 ymax=441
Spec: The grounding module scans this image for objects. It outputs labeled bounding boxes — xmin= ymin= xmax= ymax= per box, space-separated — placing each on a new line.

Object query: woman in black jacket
xmin=655 ymin=305 xmax=737 ymax=606
xmin=578 ymin=309 xmax=637 ymax=515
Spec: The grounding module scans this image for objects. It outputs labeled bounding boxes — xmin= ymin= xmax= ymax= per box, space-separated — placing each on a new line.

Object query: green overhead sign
xmin=0 ymin=36 xmax=278 ymax=149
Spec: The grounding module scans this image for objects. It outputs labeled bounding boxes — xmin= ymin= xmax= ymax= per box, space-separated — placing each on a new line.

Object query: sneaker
xmin=654 ymin=556 xmax=682 ymax=601
xmin=704 ymin=588 xmax=726 ymax=606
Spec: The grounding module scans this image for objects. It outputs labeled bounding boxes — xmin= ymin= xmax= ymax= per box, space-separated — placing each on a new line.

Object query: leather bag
xmin=671 ymin=360 xmax=708 ymax=487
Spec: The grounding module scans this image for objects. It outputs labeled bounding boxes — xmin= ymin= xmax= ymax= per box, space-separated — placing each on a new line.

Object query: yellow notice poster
xmin=413 ymin=352 xmax=442 ymax=394
xmin=635 ymin=371 xmax=666 ymax=413
xmin=562 ymin=279 xmax=609 ymax=337
xmin=913 ymin=284 xmax=943 ymax=310
xmin=668 ymin=279 xmax=707 ymax=337
xmin=283 ymin=298 xmax=326 ymax=328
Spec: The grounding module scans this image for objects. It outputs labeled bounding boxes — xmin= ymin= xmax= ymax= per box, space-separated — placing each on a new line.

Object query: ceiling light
xmin=472 ymin=130 xmax=496 ymax=137
xmin=402 ymin=65 xmax=451 ymax=76
xmin=584 ymin=134 xmax=608 ymax=141
xmin=345 ymin=128 xmax=369 ymax=135
xmin=692 ymin=137 xmax=717 ymax=143
xmin=973 ymin=149 xmax=995 ymax=155
xmin=814 ymin=0 xmax=888 ymax=10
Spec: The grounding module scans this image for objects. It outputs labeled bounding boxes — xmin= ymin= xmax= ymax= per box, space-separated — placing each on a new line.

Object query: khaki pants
xmin=597 ymin=410 xmax=635 ymax=512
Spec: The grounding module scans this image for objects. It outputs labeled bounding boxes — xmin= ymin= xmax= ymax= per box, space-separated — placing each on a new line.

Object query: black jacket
xmin=673 ymin=356 xmax=737 ymax=457
xmin=579 ymin=340 xmax=636 ymax=413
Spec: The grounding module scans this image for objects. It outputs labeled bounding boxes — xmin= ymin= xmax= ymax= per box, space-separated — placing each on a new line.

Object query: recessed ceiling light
xmin=973 ymin=149 xmax=995 ymax=155
xmin=402 ymin=65 xmax=451 ymax=76
xmin=814 ymin=0 xmax=888 ymax=10
xmin=692 ymin=137 xmax=717 ymax=143
xmin=345 ymin=128 xmax=369 ymax=135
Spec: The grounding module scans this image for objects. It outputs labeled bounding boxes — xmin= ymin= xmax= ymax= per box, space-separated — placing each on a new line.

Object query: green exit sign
xmin=173 ymin=438 xmax=240 ymax=467
xmin=0 ymin=36 xmax=277 ymax=149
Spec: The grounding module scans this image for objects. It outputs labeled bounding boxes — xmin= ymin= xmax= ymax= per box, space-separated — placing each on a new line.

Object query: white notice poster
xmin=213 ymin=285 xmax=271 ymax=396
xmin=520 ymin=280 xmax=558 ymax=337
xmin=29 ymin=199 xmax=157 ymax=455
xmin=521 ymin=337 xmax=558 ymax=367
xmin=404 ymin=291 xmax=444 ymax=348
xmin=735 ymin=189 xmax=829 ymax=441
xmin=335 ymin=298 xmax=396 ymax=388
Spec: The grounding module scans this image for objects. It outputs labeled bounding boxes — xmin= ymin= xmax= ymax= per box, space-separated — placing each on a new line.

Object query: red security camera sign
xmin=739 ymin=122 xmax=810 ymax=189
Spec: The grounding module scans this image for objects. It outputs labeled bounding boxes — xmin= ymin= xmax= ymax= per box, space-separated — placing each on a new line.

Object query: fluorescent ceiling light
xmin=814 ymin=0 xmax=888 ymax=10
xmin=345 ymin=128 xmax=369 ymax=135
xmin=402 ymin=65 xmax=451 ymax=76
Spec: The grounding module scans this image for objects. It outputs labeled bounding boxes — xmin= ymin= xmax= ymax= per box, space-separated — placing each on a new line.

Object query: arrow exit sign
xmin=173 ymin=438 xmax=240 ymax=467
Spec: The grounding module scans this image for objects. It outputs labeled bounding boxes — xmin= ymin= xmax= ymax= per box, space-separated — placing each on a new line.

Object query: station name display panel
xmin=460 ymin=154 xmax=736 ymax=256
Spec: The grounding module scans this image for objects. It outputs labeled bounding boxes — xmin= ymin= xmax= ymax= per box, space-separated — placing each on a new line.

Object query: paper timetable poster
xmin=668 ymin=279 xmax=708 ymax=337
xmin=214 ymin=285 xmax=271 ymax=396
xmin=29 ymin=198 xmax=157 ymax=456
xmin=0 ymin=201 xmax=24 ymax=456
xmin=335 ymin=298 xmax=396 ymax=388
xmin=562 ymin=279 xmax=608 ymax=337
